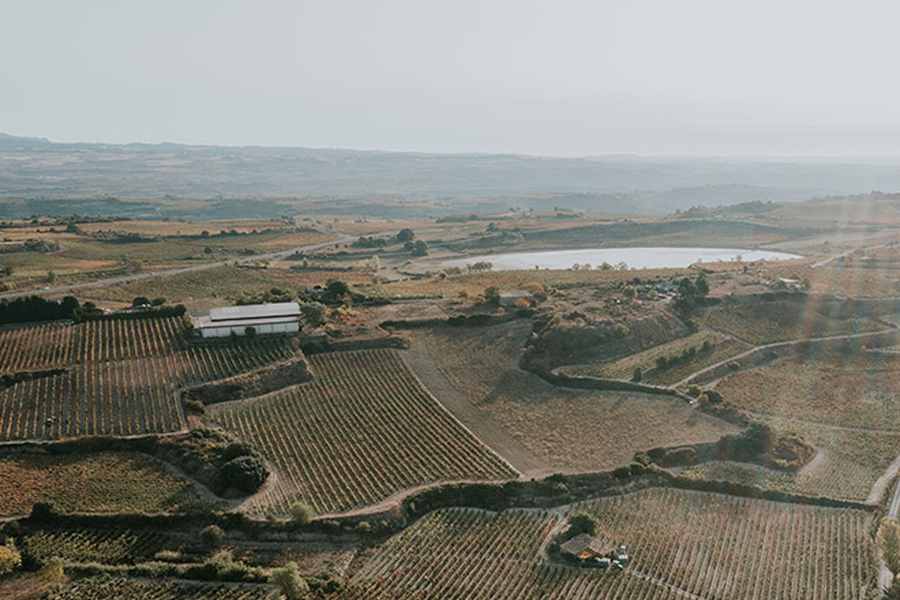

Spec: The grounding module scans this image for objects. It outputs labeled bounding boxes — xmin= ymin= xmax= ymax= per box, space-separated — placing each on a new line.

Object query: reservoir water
xmin=444 ymin=247 xmax=801 ymax=271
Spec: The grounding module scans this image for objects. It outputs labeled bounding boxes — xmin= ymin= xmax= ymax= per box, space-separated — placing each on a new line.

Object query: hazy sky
xmin=3 ymin=1 xmax=900 ymax=156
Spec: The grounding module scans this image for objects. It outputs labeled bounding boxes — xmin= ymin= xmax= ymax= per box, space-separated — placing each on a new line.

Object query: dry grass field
xmin=78 ymin=264 xmax=373 ymax=308
xmin=405 ymin=321 xmax=738 ymax=473
xmin=75 ymin=219 xmax=290 ymax=236
xmin=332 ymin=487 xmax=875 ymax=599
xmin=0 ymin=451 xmax=210 ymax=517
xmin=209 ymin=349 xmax=517 ymax=516
xmin=381 ymin=267 xmax=690 ymax=299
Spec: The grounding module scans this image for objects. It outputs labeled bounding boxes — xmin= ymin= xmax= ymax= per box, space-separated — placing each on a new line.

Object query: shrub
xmin=289 ymin=501 xmax=316 ymax=525
xmin=0 ymin=541 xmax=22 ymax=575
xmin=218 ymin=455 xmax=268 ymax=494
xmin=396 ymin=228 xmax=415 ymax=242
xmin=410 ymin=240 xmax=429 ymax=257
xmin=484 ymin=287 xmax=501 ymax=305
xmin=631 ymin=367 xmax=642 ymax=382
xmin=271 ymin=561 xmax=309 ymax=599
xmin=38 ymin=556 xmax=65 ymax=583
xmin=200 ymin=525 xmax=225 ymax=549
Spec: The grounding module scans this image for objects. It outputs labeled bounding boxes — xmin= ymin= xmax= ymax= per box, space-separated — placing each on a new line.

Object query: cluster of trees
xmin=653 ymin=339 xmax=714 ymax=372
xmin=0 ymin=295 xmax=81 ymax=325
xmin=351 ymin=236 xmax=388 ymax=249
xmin=673 ymin=273 xmax=710 ymax=312
xmin=404 ymin=239 xmax=429 ymax=256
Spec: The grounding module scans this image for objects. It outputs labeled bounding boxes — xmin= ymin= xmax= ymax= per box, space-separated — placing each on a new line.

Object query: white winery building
xmin=193 ymin=302 xmax=301 ymax=338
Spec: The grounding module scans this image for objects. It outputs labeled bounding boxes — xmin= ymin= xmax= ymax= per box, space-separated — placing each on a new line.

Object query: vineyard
xmin=716 ymin=352 xmax=900 ymax=431
xmin=209 ymin=349 xmax=518 ymax=515
xmin=695 ymin=300 xmax=882 ymax=345
xmin=332 ymin=488 xmax=876 ymax=599
xmin=21 ymin=526 xmax=181 ymax=565
xmin=0 ymin=451 xmax=210 ymax=517
xmin=45 ymin=577 xmax=278 ymax=600
xmin=0 ymin=317 xmax=297 ymax=441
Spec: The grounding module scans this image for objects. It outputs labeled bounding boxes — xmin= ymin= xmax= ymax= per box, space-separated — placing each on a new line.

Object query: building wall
xmin=199 ymin=321 xmax=299 ymax=338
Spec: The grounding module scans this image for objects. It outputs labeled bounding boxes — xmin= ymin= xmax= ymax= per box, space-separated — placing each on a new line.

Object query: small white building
xmin=193 ymin=302 xmax=301 ymax=338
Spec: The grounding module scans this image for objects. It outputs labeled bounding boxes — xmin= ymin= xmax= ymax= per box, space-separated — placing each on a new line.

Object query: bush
xmin=484 ymin=287 xmax=501 ymax=305
xmin=289 ymin=501 xmax=316 ymax=525
xmin=566 ymin=513 xmax=597 ymax=539
xmin=0 ymin=541 xmax=22 ymax=575
xmin=396 ymin=228 xmax=415 ymax=242
xmin=631 ymin=367 xmax=642 ymax=382
xmin=218 ymin=455 xmax=268 ymax=494
xmin=200 ymin=525 xmax=225 ymax=549
xmin=299 ymin=301 xmax=327 ymax=327
xmin=271 ymin=561 xmax=309 ymax=599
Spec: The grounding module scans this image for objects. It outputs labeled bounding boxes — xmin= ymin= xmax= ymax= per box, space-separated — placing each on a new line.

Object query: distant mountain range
xmin=2 ymin=133 xmax=900 ymax=217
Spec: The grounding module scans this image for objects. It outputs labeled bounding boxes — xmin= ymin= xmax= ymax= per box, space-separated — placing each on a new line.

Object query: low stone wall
xmin=182 ymin=355 xmax=312 ymax=406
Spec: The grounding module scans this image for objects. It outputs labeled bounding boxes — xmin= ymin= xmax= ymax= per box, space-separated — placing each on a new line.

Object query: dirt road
xmin=0 ymin=235 xmax=354 ymax=300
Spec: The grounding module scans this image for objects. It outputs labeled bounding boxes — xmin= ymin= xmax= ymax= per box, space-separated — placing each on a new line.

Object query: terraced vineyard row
xmin=46 ymin=577 xmax=278 ymax=600
xmin=0 ymin=339 xmax=295 ymax=441
xmin=332 ymin=488 xmax=876 ymax=599
xmin=0 ymin=321 xmax=73 ymax=373
xmin=210 ymin=349 xmax=518 ymax=515
xmin=22 ymin=526 xmax=181 ymax=565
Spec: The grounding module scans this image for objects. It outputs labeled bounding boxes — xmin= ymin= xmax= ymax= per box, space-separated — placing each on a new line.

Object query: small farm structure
xmin=193 ymin=302 xmax=301 ymax=338
xmin=560 ymin=533 xmax=616 ymax=562
xmin=498 ymin=290 xmax=531 ymax=308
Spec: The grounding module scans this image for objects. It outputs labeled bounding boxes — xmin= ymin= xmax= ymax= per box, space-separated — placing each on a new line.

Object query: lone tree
xmin=396 ymin=228 xmax=415 ymax=243
xmin=132 ymin=296 xmax=151 ymax=308
xmin=631 ymin=367 xmax=643 ymax=382
xmin=411 ymin=240 xmax=429 ymax=257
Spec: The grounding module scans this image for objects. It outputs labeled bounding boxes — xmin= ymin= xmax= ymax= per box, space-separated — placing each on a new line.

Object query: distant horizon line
xmin=3 ymin=130 xmax=900 ymax=163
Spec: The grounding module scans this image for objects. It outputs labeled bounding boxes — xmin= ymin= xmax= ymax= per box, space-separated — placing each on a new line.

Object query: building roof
xmin=209 ymin=302 xmax=300 ymax=322
xmin=559 ymin=534 xmax=614 ymax=558
xmin=193 ymin=315 xmax=299 ymax=329
xmin=499 ymin=290 xmax=531 ymax=298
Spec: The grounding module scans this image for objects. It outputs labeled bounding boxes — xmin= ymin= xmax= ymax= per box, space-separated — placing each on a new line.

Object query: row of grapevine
xmin=46 ymin=577 xmax=278 ymax=600
xmin=210 ymin=349 xmax=518 ymax=515
xmin=22 ymin=526 xmax=181 ymax=565
xmin=0 ymin=321 xmax=73 ymax=373
xmin=331 ymin=488 xmax=877 ymax=599
xmin=75 ymin=317 xmax=186 ymax=363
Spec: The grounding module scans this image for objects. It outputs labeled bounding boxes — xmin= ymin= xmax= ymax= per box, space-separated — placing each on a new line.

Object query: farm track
xmin=674 ymin=326 xmax=899 ymax=387
xmin=0 ymin=235 xmax=354 ymax=300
